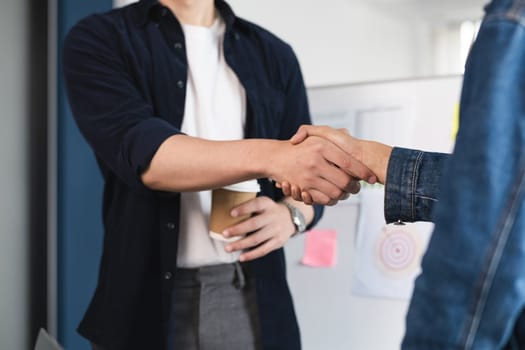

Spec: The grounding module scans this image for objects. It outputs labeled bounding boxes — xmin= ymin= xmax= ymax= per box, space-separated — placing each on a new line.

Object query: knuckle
xmin=251 ymin=200 xmax=262 ymax=212
xmin=251 ymin=235 xmax=263 ymax=246
xmin=262 ymin=196 xmax=273 ymax=205
xmin=254 ymin=216 xmax=265 ymax=228
xmin=313 ymin=194 xmax=328 ymax=205
xmin=339 ymin=157 xmax=351 ymax=170
xmin=330 ymin=188 xmax=343 ymax=200
xmin=309 ymin=141 xmax=323 ymax=153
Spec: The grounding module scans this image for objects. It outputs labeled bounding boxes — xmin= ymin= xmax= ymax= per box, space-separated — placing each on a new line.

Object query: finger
xmin=305 ymin=163 xmax=352 ymax=199
xmin=229 ymin=196 xmax=269 ymax=218
xmin=301 ymin=191 xmax=314 ymax=205
xmin=275 ymin=182 xmax=282 ymax=189
xmin=348 ymin=161 xmax=376 ymax=184
xmin=223 ymin=215 xmax=266 ymax=238
xmin=290 ymin=125 xmax=312 ymax=144
xmin=308 ymin=126 xmax=352 ymax=150
xmin=280 ymin=182 xmax=292 ymax=196
xmin=295 ymin=125 xmax=343 ymax=143
xmin=239 ymin=239 xmax=278 ymax=262
xmin=348 ymin=179 xmax=361 ymax=194
xmin=320 ymin=143 xmax=376 ymax=184
xmin=225 ymin=227 xmax=272 ymax=253
xmin=305 ymin=189 xmax=338 ymax=206
xmin=291 ymin=185 xmax=303 ymax=201
xmin=303 ymin=130 xmax=377 ymax=184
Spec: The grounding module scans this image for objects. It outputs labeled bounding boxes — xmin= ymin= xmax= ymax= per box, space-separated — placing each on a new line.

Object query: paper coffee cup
xmin=209 ymin=180 xmax=261 ymax=242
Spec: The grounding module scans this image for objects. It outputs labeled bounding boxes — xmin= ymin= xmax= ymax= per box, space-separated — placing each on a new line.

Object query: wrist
xmin=241 ymin=139 xmax=277 ymax=179
xmin=253 ymin=140 xmax=288 ymax=180
xmin=361 ymin=140 xmax=393 ymax=184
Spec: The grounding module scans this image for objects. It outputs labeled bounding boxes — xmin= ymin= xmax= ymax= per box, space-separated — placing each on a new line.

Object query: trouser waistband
xmin=174 ymin=262 xmax=252 ymax=289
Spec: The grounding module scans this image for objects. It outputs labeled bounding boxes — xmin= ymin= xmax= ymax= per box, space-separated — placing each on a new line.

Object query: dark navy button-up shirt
xmin=63 ymin=0 xmax=323 ymax=349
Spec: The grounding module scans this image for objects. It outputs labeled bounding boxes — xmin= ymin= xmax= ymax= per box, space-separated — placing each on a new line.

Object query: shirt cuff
xmin=384 ymin=147 xmax=447 ymax=223
xmin=120 ymin=117 xmax=182 ymax=190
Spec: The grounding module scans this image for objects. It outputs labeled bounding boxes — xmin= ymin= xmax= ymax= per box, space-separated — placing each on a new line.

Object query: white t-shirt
xmin=177 ymin=16 xmax=247 ymax=268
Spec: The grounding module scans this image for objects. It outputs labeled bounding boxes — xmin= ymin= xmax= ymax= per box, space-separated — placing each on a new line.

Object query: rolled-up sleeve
xmin=384 ymin=147 xmax=449 ymax=223
xmin=63 ymin=16 xmax=181 ymax=191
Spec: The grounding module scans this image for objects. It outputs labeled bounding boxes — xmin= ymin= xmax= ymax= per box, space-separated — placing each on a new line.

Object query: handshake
xmin=270 ymin=125 xmax=393 ymax=206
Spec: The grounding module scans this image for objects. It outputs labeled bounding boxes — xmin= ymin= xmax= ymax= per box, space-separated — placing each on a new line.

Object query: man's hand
xmin=278 ymin=125 xmax=393 ymax=204
xmin=269 ymin=136 xmax=375 ymax=205
xmin=291 ymin=125 xmax=363 ymax=159
xmin=222 ymin=196 xmax=298 ymax=262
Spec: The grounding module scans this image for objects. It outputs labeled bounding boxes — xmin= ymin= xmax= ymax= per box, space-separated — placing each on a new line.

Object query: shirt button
xmin=166 ymin=222 xmax=175 ymax=230
xmin=161 ymin=8 xmax=168 ymax=16
xmin=234 ymin=32 xmax=240 ymax=40
xmin=164 ymin=272 xmax=173 ymax=280
xmin=176 ymin=80 xmax=184 ymax=89
xmin=173 ymin=42 xmax=183 ymax=49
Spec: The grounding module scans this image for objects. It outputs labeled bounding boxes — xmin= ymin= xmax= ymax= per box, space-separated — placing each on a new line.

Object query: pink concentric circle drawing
xmin=376 ymin=228 xmax=419 ymax=276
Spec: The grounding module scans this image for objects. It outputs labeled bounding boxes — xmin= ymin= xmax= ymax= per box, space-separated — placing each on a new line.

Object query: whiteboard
xmin=284 ymin=76 xmax=462 ymax=350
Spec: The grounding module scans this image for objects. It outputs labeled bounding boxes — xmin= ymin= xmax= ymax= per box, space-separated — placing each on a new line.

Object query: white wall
xmin=113 ymin=0 xmax=485 ymax=83
xmin=227 ymin=0 xmax=419 ymax=86
xmin=113 ymin=0 xmax=421 ymax=85
xmin=0 ymin=0 xmax=29 ymax=349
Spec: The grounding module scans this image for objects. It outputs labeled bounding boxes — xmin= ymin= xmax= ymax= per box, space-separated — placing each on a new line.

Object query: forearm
xmin=141 ymin=134 xmax=282 ymax=192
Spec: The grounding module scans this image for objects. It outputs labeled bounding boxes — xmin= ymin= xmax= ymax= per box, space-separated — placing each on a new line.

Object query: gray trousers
xmin=93 ymin=262 xmax=263 ymax=350
xmin=167 ymin=262 xmax=262 ymax=350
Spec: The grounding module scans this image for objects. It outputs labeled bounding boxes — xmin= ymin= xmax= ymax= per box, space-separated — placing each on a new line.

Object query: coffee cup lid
xmin=223 ymin=180 xmax=261 ymax=193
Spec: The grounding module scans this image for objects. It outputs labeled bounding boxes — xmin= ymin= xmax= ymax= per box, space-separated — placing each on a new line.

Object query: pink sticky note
xmin=301 ymin=229 xmax=337 ymax=267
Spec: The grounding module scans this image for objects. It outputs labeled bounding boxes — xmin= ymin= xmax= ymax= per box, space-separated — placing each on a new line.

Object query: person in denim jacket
xmin=284 ymin=0 xmax=525 ymax=348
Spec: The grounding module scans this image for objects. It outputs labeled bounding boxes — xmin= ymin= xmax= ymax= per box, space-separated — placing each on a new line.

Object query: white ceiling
xmin=365 ymin=0 xmax=488 ymax=22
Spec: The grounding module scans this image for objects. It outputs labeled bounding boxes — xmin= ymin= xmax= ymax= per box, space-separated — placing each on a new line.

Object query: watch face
xmin=292 ymin=207 xmax=306 ymax=232
xmin=284 ymin=202 xmax=306 ymax=233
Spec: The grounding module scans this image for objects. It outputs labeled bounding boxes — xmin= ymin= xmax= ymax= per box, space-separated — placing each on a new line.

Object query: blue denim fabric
xmin=387 ymin=0 xmax=525 ymax=348
xmin=385 ymin=147 xmax=448 ymax=224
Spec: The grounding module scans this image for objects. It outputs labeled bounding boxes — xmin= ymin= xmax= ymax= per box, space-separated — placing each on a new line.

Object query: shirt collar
xmin=135 ymin=0 xmax=236 ymax=29
xmin=135 ymin=0 xmax=159 ymax=27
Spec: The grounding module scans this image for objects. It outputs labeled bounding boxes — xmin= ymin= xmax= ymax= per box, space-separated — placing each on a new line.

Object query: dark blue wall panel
xmin=57 ymin=0 xmax=112 ymax=349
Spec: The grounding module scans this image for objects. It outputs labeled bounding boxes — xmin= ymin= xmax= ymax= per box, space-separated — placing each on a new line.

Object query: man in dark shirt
xmin=63 ymin=0 xmax=373 ymax=349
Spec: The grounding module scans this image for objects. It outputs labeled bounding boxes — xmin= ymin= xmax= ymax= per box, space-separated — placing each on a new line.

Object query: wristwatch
xmin=282 ymin=202 xmax=307 ymax=235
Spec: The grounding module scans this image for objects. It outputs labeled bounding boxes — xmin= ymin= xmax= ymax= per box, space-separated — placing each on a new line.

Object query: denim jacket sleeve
xmin=384 ymin=147 xmax=449 ymax=223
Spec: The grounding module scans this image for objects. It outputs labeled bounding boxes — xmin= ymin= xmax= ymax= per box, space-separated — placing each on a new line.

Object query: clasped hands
xmin=220 ymin=125 xmax=390 ymax=262
xmin=271 ymin=125 xmax=388 ymax=206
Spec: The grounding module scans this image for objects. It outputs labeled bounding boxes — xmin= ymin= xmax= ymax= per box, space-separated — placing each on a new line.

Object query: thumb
xmin=290 ymin=125 xmax=310 ymax=144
